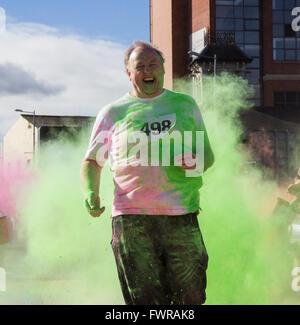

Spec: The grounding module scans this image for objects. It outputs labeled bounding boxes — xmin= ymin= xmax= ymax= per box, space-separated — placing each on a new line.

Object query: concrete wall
xmin=3 ymin=116 xmax=37 ymax=165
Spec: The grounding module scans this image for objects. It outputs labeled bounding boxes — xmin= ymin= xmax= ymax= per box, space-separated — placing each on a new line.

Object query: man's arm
xmin=80 ymin=158 xmax=105 ymax=217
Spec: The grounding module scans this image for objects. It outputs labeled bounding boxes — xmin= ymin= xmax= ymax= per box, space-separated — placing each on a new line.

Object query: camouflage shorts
xmin=111 ymin=212 xmax=208 ymax=305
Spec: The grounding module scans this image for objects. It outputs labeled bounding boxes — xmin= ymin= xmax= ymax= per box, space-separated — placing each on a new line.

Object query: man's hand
xmin=85 ymin=191 xmax=105 ymax=218
xmin=174 ymin=153 xmax=196 ymax=170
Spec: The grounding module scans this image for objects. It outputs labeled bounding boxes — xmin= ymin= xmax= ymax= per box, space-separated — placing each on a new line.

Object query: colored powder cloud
xmin=0 ymin=73 xmax=299 ymax=304
xmin=178 ymin=74 xmax=299 ymax=304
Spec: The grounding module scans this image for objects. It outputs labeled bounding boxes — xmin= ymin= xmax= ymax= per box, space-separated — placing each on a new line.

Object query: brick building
xmin=150 ymin=0 xmax=300 ymax=182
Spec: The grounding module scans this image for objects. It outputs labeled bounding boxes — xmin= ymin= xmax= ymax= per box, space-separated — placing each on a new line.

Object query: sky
xmin=0 ymin=1 xmax=150 ymax=139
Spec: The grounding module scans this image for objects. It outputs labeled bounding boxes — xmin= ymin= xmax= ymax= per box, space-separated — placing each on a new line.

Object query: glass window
xmin=234 ymin=0 xmax=243 ymax=6
xmin=286 ymin=49 xmax=296 ymax=60
xmin=244 ymin=44 xmax=260 ymax=56
xmin=286 ymin=92 xmax=297 ymax=103
xmin=234 ymin=6 xmax=243 ymax=17
xmin=273 ymin=24 xmax=284 ymax=36
xmin=216 ymin=18 xmax=235 ymax=30
xmin=216 ymin=6 xmax=234 ymax=17
xmin=245 ymin=31 xmax=259 ymax=43
xmin=235 ymin=31 xmax=244 ymax=43
xmin=285 ymin=37 xmax=296 ymax=48
xmin=235 ymin=19 xmax=243 ymax=30
xmin=297 ymin=38 xmax=300 ymax=48
xmin=244 ymin=0 xmax=259 ymax=5
xmin=273 ymin=38 xmax=284 ymax=48
xmin=284 ymin=10 xmax=293 ymax=24
xmin=284 ymin=0 xmax=295 ymax=9
xmin=245 ymin=69 xmax=260 ymax=84
xmin=272 ymin=0 xmax=283 ymax=10
xmin=216 ymin=0 xmax=234 ymax=6
xmin=297 ymin=0 xmax=300 ymax=6
xmin=273 ymin=11 xmax=284 ymax=23
xmin=273 ymin=49 xmax=284 ymax=60
xmin=244 ymin=6 xmax=259 ymax=18
xmin=285 ymin=24 xmax=297 ymax=37
xmin=245 ymin=20 xmax=259 ymax=30
xmin=248 ymin=58 xmax=260 ymax=68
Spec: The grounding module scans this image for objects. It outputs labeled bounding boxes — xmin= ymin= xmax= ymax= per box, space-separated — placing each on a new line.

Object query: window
xmin=272 ymin=0 xmax=300 ymax=61
xmin=215 ymin=0 xmax=260 ymax=86
xmin=215 ymin=0 xmax=261 ymax=105
xmin=274 ymin=91 xmax=300 ymax=107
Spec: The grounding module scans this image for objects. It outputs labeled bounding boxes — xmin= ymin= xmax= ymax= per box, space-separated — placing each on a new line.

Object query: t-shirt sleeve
xmin=192 ymin=99 xmax=214 ymax=169
xmin=84 ymin=106 xmax=114 ymax=167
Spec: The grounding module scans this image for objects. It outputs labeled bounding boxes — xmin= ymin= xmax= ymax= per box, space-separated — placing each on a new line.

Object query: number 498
xmin=140 ymin=120 xmax=171 ymax=136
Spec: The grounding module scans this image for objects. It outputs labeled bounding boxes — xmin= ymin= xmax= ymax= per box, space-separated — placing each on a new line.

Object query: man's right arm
xmin=80 ymin=158 xmax=105 ymax=217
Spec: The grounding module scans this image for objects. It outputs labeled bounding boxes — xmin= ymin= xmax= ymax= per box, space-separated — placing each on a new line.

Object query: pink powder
xmin=0 ymin=161 xmax=34 ymax=219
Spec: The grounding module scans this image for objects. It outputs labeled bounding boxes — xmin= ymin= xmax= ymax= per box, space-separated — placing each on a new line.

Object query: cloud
xmin=0 ymin=21 xmax=130 ymax=137
xmin=0 ymin=62 xmax=64 ymax=96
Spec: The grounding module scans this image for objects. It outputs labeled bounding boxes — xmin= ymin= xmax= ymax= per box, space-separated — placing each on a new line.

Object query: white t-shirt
xmin=85 ymin=89 xmax=210 ymax=217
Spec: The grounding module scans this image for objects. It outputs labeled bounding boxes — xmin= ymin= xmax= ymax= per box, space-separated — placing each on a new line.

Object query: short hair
xmin=124 ymin=41 xmax=165 ymax=68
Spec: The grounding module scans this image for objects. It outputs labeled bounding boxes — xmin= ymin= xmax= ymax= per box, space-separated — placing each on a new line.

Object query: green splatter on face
xmin=0 ymin=73 xmax=298 ymax=304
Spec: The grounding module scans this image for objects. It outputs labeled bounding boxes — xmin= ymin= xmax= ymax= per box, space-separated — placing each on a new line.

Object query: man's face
xmin=126 ymin=47 xmax=165 ymax=98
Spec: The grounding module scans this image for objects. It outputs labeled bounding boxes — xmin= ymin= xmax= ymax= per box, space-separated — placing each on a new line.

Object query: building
xmin=2 ymin=114 xmax=95 ymax=165
xmin=150 ymin=0 xmax=300 ymax=183
xmin=150 ymin=0 xmax=300 ymax=107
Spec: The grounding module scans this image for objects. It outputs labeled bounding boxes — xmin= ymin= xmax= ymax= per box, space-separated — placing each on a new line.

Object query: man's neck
xmin=129 ymin=89 xmax=164 ymax=99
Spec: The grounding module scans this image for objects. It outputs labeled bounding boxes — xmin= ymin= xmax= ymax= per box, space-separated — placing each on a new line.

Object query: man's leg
xmin=111 ymin=214 xmax=169 ymax=305
xmin=160 ymin=213 xmax=209 ymax=305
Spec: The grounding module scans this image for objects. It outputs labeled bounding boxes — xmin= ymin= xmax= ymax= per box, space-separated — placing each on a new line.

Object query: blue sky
xmin=0 ymin=1 xmax=151 ymax=137
xmin=0 ymin=0 xmax=150 ymax=44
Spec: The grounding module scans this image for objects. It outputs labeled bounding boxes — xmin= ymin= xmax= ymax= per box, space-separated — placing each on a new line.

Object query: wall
xmin=3 ymin=117 xmax=36 ymax=165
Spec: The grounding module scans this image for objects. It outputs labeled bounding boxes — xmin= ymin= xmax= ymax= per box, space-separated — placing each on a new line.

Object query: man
xmin=80 ymin=41 xmax=214 ymax=305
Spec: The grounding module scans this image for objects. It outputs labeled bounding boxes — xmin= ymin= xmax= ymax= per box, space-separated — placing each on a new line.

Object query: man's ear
xmin=126 ymin=67 xmax=132 ymax=81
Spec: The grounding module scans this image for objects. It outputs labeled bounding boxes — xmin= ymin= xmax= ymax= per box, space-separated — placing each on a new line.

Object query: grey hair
xmin=124 ymin=41 xmax=165 ymax=68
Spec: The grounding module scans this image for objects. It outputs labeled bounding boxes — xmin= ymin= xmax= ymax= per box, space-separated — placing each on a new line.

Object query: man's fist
xmin=85 ymin=191 xmax=105 ymax=217
xmin=174 ymin=152 xmax=196 ymax=170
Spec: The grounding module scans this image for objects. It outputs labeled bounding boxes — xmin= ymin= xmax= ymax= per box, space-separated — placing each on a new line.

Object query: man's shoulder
xmin=95 ymin=93 xmax=131 ymax=117
xmin=165 ymin=89 xmax=196 ymax=106
xmin=104 ymin=93 xmax=131 ymax=110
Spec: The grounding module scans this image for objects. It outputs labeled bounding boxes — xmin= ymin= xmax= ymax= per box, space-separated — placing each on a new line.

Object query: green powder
xmin=0 ymin=73 xmax=298 ymax=304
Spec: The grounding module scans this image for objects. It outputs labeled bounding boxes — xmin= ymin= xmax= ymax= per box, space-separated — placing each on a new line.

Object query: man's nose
xmin=143 ymin=65 xmax=151 ymax=72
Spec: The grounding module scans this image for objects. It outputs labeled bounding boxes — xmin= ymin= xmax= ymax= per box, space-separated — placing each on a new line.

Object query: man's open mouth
xmin=143 ymin=78 xmax=155 ymax=85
